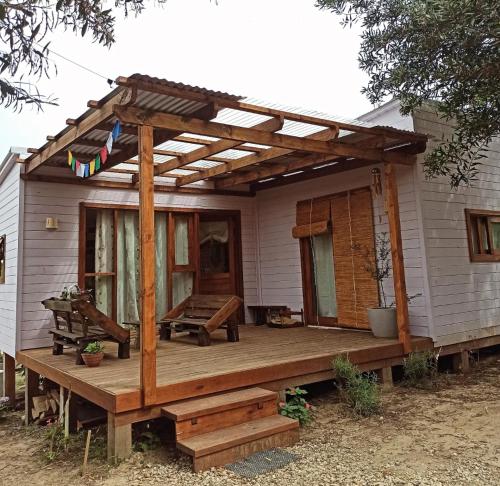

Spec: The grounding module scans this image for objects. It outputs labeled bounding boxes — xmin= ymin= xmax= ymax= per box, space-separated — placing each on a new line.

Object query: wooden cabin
xmin=1 ymin=75 xmax=499 ymax=467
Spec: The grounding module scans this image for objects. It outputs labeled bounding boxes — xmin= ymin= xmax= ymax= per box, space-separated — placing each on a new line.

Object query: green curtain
xmin=312 ymin=233 xmax=337 ymax=318
xmin=95 ymin=210 xmax=113 ymax=317
xmin=174 ymin=215 xmax=190 ymax=265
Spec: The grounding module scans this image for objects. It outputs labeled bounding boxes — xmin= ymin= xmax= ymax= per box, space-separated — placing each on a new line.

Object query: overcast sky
xmin=0 ymin=0 xmax=374 ymax=157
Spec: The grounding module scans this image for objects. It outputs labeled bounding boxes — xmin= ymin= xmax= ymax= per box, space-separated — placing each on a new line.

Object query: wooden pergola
xmin=23 ymin=74 xmax=427 ymax=406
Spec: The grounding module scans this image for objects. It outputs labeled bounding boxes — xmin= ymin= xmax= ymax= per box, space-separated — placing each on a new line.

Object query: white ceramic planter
xmin=367 ymin=307 xmax=398 ymax=338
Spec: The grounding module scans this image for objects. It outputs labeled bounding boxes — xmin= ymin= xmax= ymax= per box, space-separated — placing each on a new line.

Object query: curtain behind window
xmin=311 ymin=233 xmax=337 ymax=318
xmin=95 ymin=210 xmax=113 ymax=316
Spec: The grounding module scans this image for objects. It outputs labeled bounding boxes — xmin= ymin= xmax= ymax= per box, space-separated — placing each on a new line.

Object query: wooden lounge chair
xmin=42 ymin=296 xmax=131 ymax=364
xmin=159 ymin=294 xmax=242 ymax=346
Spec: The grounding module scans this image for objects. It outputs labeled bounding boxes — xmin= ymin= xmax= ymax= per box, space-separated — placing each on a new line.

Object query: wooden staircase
xmin=161 ymin=387 xmax=299 ymax=472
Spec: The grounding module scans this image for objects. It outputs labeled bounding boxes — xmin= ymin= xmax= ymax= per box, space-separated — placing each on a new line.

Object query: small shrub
xmin=0 ymin=396 xmax=10 ymax=420
xmin=83 ymin=341 xmax=104 ymax=354
xmin=279 ymin=387 xmax=313 ymax=426
xmin=332 ymin=356 xmax=381 ymax=417
xmin=43 ymin=421 xmax=69 ymax=462
xmin=403 ymin=351 xmax=438 ymax=386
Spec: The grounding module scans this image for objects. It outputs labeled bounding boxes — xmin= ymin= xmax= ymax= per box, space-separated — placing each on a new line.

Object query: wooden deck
xmin=17 ymin=325 xmax=431 ymax=418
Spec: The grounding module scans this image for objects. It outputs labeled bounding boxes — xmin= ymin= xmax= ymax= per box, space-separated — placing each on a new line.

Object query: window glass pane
xmin=311 ymin=232 xmax=337 ymax=317
xmin=116 ymin=211 xmax=140 ymax=324
xmin=155 ymin=212 xmax=168 ymax=318
xmin=479 ymin=218 xmax=490 ymax=252
xmin=86 ymin=209 xmax=114 ymax=274
xmin=172 ymin=272 xmax=193 ymax=307
xmin=175 ymin=216 xmax=190 ymax=265
xmin=492 ymin=221 xmax=500 ymax=250
xmin=199 ymin=220 xmax=229 ymax=273
xmin=85 ymin=276 xmax=113 ymax=317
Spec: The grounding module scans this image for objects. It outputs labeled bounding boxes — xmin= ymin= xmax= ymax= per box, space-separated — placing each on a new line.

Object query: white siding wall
xmin=255 ymin=164 xmax=431 ymax=337
xmin=414 ymin=106 xmax=500 ymax=346
xmin=0 ymin=158 xmax=22 ymax=356
xmin=20 ymin=181 xmax=258 ymax=350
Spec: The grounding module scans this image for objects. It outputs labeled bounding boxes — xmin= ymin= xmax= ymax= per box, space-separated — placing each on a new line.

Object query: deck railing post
xmin=139 ymin=124 xmax=157 ymax=405
xmin=384 ymin=162 xmax=412 ymax=354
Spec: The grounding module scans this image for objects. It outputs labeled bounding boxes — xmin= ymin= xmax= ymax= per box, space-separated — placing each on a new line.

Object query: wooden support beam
xmin=107 ymin=412 xmax=132 ymax=463
xmin=154 ymin=117 xmax=284 ymax=176
xmin=66 ymin=118 xmax=78 ymax=126
xmin=385 ymin=162 xmax=412 ymax=354
xmin=27 ymin=89 xmax=132 ymax=173
xmin=3 ymin=354 xmax=16 ymax=407
xmin=87 ymin=99 xmax=103 ymax=109
xmin=138 ymin=125 xmax=157 ymax=406
xmin=24 ymin=368 xmax=40 ymax=425
xmin=114 ymin=106 xmax=377 ymax=159
xmin=46 ymin=135 xmax=56 ymax=142
xmin=178 ymin=128 xmax=338 ymax=186
xmin=21 ymin=173 xmax=254 ymax=197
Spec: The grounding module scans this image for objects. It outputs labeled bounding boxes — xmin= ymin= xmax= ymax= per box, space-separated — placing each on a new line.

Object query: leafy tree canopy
xmin=316 ymin=0 xmax=500 ymax=187
xmin=0 ymin=0 xmax=165 ymax=111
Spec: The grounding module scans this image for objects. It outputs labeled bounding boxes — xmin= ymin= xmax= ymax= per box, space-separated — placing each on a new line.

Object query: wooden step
xmin=177 ymin=415 xmax=299 ymax=472
xmin=162 ymin=388 xmax=278 ymax=440
xmin=162 ymin=387 xmax=277 ymax=421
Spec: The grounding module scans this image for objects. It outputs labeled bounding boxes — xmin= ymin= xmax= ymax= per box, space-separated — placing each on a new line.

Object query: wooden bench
xmin=159 ymin=294 xmax=243 ymax=346
xmin=42 ymin=297 xmax=130 ymax=365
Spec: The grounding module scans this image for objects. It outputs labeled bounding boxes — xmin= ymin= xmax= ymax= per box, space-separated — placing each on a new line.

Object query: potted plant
xmin=362 ymin=233 xmax=398 ymax=338
xmin=81 ymin=341 xmax=105 ymax=367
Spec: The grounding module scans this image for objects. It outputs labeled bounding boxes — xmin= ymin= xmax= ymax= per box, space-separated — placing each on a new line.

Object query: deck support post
xmin=107 ymin=412 xmax=132 ymax=463
xmin=24 ymin=368 xmax=40 ymax=425
xmin=3 ymin=353 xmax=16 ymax=407
xmin=384 ymin=162 xmax=412 ymax=354
xmin=452 ymin=350 xmax=471 ymax=374
xmin=139 ymin=124 xmax=157 ymax=407
xmin=378 ymin=367 xmax=394 ymax=390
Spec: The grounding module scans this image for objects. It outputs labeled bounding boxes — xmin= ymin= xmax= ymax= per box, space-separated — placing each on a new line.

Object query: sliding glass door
xmin=80 ymin=205 xmax=243 ymax=324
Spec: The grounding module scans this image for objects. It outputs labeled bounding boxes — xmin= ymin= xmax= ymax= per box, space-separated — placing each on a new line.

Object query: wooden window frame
xmin=465 ymin=209 xmax=500 ymax=262
xmin=0 ymin=234 xmax=5 ymax=284
xmin=78 ymin=202 xmax=244 ymax=318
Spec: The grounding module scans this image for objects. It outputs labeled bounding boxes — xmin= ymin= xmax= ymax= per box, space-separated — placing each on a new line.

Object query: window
xmin=465 ymin=209 xmax=500 ymax=262
xmin=0 ymin=234 xmax=5 ymax=284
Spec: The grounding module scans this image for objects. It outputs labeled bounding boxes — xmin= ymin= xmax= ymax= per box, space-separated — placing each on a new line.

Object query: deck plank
xmin=17 ymin=326 xmax=432 ymax=413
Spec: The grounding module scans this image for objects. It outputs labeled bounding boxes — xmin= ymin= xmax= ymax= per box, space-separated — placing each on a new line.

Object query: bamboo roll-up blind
xmin=331 ymin=188 xmax=379 ymax=328
xmin=292 ymin=220 xmax=329 ymax=239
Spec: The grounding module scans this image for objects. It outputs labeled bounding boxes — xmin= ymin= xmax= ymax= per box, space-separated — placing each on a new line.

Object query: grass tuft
xmin=403 ymin=351 xmax=439 ymax=387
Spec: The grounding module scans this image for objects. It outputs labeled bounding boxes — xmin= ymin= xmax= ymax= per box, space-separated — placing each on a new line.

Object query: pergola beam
xmin=114 ymin=106 xmax=348 ymax=157
xmin=26 ymin=89 xmax=132 ymax=174
xmin=177 ymin=127 xmax=339 ymax=186
xmin=154 ymin=116 xmax=284 ymax=176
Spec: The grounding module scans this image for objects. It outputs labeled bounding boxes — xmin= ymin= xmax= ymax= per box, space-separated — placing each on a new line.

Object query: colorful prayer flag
xmin=68 ymin=150 xmax=73 ymax=166
xmin=100 ymin=147 xmax=108 ymax=164
xmin=95 ymin=154 xmax=101 ymax=171
xmin=71 ymin=158 xmax=76 ymax=172
xmin=90 ymin=160 xmax=95 ymax=175
xmin=106 ymin=132 xmax=113 ymax=154
xmin=112 ymin=120 xmax=122 ymax=141
xmin=84 ymin=164 xmax=90 ymax=177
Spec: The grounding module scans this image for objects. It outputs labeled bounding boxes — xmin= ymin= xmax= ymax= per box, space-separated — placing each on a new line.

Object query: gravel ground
xmin=0 ymin=359 xmax=499 ymax=486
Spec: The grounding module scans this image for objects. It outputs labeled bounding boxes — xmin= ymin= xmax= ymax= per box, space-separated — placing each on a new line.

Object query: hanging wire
xmin=35 ymin=42 xmax=115 ymax=87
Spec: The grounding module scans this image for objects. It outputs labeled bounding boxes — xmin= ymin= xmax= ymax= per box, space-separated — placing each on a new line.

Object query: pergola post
xmin=384 ymin=162 xmax=412 ymax=354
xmin=138 ymin=124 xmax=157 ymax=406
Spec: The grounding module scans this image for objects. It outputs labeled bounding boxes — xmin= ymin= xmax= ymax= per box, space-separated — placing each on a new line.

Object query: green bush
xmin=279 ymin=387 xmax=314 ymax=426
xmin=403 ymin=351 xmax=438 ymax=386
xmin=332 ymin=356 xmax=381 ymax=417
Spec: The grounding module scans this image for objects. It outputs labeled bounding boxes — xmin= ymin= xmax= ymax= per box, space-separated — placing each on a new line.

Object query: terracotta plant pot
xmin=367 ymin=307 xmax=398 ymax=338
xmin=81 ymin=352 xmax=104 ymax=367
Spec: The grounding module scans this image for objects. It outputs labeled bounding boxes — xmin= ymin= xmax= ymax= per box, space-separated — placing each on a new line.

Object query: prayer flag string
xmin=67 ymin=120 xmax=121 ymax=178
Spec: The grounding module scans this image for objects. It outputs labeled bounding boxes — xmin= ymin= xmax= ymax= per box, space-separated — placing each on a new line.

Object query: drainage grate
xmin=226 ymin=448 xmax=299 ymax=478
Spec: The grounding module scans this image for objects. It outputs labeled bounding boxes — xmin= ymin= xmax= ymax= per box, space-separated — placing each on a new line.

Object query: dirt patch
xmin=1 ymin=360 xmax=499 ymax=485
